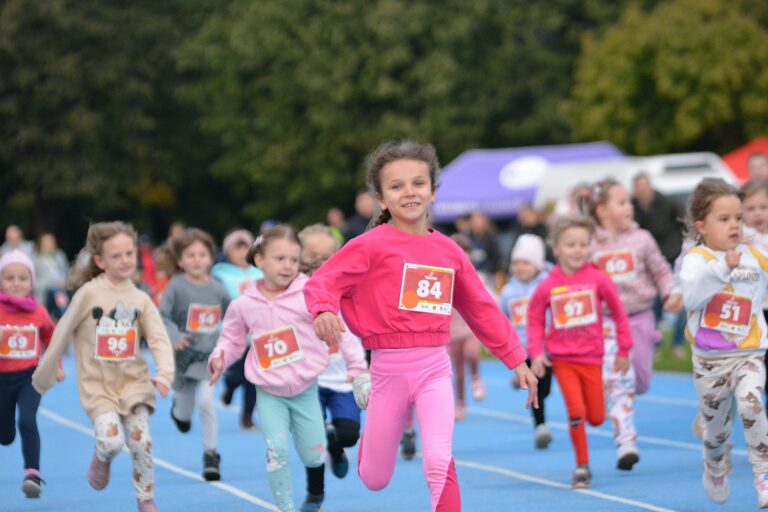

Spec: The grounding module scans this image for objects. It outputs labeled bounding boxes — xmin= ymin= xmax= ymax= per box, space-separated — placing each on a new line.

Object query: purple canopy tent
xmin=432 ymin=141 xmax=624 ymax=223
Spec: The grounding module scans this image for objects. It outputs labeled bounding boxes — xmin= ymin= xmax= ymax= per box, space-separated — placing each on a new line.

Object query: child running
xmin=448 ymin=234 xmax=487 ymax=422
xmin=160 ymin=228 xmax=230 ymax=481
xmin=527 ymin=215 xmax=632 ymax=489
xmin=211 ymin=229 xmax=263 ymax=430
xmin=305 ymin=139 xmax=537 ymax=512
xmin=298 ymin=223 xmax=368 ymax=512
xmin=0 ymin=250 xmax=62 ymax=498
xmin=209 ymin=225 xmax=366 ymax=512
xmin=498 ymin=234 xmax=552 ymax=448
xmin=32 ymin=222 xmax=174 ymax=512
xmin=679 ymin=178 xmax=768 ymax=508
xmin=582 ymin=179 xmax=681 ymax=470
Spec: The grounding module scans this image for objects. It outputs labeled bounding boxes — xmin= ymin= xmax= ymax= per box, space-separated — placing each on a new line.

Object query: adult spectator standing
xmin=0 ymin=225 xmax=35 ymax=257
xmin=468 ymin=211 xmax=500 ymax=291
xmin=631 ymin=173 xmax=684 ymax=266
xmin=748 ymin=151 xmax=768 ymax=182
xmin=343 ymin=191 xmax=375 ymax=241
xmin=33 ymin=233 xmax=70 ymax=320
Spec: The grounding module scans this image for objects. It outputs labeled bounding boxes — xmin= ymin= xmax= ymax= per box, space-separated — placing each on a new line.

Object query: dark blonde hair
xmin=686 ymin=178 xmax=742 ymax=243
xmin=547 ymin=215 xmax=595 ymax=247
xmin=68 ymin=221 xmax=137 ymax=289
xmin=742 ymin=180 xmax=768 ymax=201
xmin=576 ymin=178 xmax=623 ymax=223
xmin=168 ymin=228 xmax=216 ymax=274
xmin=366 ymin=139 xmax=440 ymax=226
xmin=246 ymin=225 xmax=301 ymax=265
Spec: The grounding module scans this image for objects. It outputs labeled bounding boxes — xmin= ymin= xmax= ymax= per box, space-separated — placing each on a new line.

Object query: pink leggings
xmin=358 ymin=346 xmax=460 ymax=511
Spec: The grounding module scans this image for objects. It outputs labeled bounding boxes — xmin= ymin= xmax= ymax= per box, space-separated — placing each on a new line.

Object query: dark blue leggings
xmin=224 ymin=350 xmax=256 ymax=421
xmin=0 ymin=368 xmax=41 ymax=470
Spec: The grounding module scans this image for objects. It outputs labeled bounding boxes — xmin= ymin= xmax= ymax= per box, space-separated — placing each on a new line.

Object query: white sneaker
xmin=616 ymin=443 xmax=640 ymax=471
xmin=534 ymin=424 xmax=552 ymax=449
xmin=702 ymin=465 xmax=729 ymax=504
xmin=755 ymin=473 xmax=768 ymax=509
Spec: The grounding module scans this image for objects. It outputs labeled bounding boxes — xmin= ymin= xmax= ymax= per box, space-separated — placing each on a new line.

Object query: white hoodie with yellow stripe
xmin=680 ymin=243 xmax=768 ymax=357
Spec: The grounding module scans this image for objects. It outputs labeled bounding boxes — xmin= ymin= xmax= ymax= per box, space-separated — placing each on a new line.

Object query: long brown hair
xmin=685 ymin=178 xmax=742 ymax=243
xmin=365 ymin=139 xmax=440 ymax=227
xmin=68 ymin=221 xmax=137 ymax=290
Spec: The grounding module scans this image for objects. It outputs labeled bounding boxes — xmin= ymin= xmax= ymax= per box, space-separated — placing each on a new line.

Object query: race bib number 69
xmin=0 ymin=326 xmax=39 ymax=360
xmin=399 ymin=263 xmax=455 ymax=316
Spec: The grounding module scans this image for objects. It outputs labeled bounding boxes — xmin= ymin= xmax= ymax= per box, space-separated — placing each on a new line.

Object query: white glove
xmin=352 ymin=373 xmax=371 ymax=410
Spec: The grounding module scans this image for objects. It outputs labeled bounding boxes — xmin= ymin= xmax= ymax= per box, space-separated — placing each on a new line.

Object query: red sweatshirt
xmin=304 ymin=224 xmax=527 ymax=369
xmin=526 ymin=263 xmax=632 ymax=366
xmin=0 ymin=295 xmax=55 ymax=374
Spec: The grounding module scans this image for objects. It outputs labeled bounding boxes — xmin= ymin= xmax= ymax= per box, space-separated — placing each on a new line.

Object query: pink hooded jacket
xmin=208 ymin=273 xmax=366 ymax=398
xmin=592 ymin=223 xmax=677 ymax=315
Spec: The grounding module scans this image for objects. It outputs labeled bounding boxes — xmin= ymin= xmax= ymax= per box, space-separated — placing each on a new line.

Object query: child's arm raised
xmin=679 ymin=249 xmax=734 ymax=312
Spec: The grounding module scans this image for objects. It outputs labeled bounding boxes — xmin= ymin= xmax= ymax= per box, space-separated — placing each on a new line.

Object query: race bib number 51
xmin=399 ymin=263 xmax=455 ymax=316
xmin=0 ymin=326 xmax=39 ymax=360
xmin=252 ymin=326 xmax=303 ymax=370
xmin=95 ymin=326 xmax=138 ymax=361
xmin=551 ymin=289 xmax=598 ymax=329
xmin=702 ymin=292 xmax=752 ymax=337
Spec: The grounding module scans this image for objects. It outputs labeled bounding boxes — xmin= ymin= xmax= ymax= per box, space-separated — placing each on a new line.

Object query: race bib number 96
xmin=702 ymin=292 xmax=752 ymax=337
xmin=551 ymin=289 xmax=598 ymax=329
xmin=252 ymin=326 xmax=303 ymax=370
xmin=399 ymin=263 xmax=455 ymax=316
xmin=0 ymin=326 xmax=39 ymax=360
xmin=95 ymin=326 xmax=138 ymax=361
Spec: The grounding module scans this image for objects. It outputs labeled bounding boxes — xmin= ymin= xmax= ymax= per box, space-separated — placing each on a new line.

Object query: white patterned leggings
xmin=693 ymin=353 xmax=768 ymax=477
xmin=93 ymin=405 xmax=154 ymax=501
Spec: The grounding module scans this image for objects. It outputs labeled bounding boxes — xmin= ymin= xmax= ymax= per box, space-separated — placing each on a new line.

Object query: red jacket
xmin=526 ymin=263 xmax=632 ymax=366
xmin=0 ymin=295 xmax=55 ymax=374
xmin=304 ymin=224 xmax=527 ymax=369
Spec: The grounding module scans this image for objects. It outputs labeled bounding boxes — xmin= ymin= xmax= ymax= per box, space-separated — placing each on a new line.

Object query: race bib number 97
xmin=551 ymin=289 xmax=598 ymax=329
xmin=702 ymin=292 xmax=752 ymax=337
xmin=95 ymin=326 xmax=138 ymax=361
xmin=0 ymin=326 xmax=39 ymax=360
xmin=252 ymin=326 xmax=303 ymax=370
xmin=399 ymin=263 xmax=455 ymax=316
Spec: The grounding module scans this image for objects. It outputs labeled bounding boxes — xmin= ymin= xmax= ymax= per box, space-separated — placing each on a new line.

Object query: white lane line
xmin=467 ymin=406 xmax=749 ymax=457
xmin=38 ymin=407 xmax=279 ymax=511
xmin=454 ymin=459 xmax=678 ymax=512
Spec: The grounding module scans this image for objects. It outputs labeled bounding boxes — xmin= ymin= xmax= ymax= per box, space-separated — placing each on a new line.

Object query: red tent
xmin=722 ymin=136 xmax=768 ymax=183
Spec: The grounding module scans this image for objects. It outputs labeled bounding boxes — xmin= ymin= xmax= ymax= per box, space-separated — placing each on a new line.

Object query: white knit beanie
xmin=0 ymin=249 xmax=35 ymax=283
xmin=511 ymin=234 xmax=545 ymax=270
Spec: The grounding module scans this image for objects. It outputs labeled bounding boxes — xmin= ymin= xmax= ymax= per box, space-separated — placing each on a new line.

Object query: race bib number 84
xmin=399 ymin=263 xmax=455 ymax=316
xmin=186 ymin=304 xmax=221 ymax=333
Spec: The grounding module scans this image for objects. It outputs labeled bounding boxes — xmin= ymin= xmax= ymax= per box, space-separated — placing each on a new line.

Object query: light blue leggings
xmin=257 ymin=383 xmax=326 ymax=512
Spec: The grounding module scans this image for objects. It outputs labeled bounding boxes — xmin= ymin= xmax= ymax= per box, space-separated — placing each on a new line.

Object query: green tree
xmin=565 ymin=0 xmax=768 ymax=155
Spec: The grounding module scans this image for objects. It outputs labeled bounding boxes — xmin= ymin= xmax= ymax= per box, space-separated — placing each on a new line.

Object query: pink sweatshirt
xmin=304 ymin=224 xmax=527 ymax=369
xmin=208 ymin=273 xmax=366 ymax=398
xmin=592 ymin=224 xmax=676 ymax=315
xmin=527 ymin=263 xmax=632 ymax=366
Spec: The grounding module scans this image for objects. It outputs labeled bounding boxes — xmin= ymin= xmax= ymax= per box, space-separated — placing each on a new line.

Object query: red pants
xmin=552 ymin=361 xmax=605 ymax=465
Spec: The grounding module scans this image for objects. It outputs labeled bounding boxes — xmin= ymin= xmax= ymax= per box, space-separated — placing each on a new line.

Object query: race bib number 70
xmin=399 ymin=263 xmax=455 ymax=316
xmin=252 ymin=326 xmax=303 ymax=370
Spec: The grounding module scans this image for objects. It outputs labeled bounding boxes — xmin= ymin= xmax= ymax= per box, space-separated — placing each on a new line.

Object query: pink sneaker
xmin=471 ymin=376 xmax=486 ymax=402
xmin=137 ymin=498 xmax=159 ymax=512
xmin=87 ymin=450 xmax=111 ymax=491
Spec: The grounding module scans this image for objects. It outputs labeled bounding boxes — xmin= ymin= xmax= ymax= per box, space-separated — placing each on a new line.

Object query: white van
xmin=533 ymin=152 xmax=737 ymax=209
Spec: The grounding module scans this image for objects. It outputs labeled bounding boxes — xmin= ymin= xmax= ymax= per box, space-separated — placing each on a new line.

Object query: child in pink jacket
xmin=305 ymin=140 xmax=537 ymax=512
xmin=527 ymin=215 xmax=632 ymax=489
xmin=583 ymin=179 xmax=682 ymax=470
xmin=209 ymin=226 xmax=366 ymax=512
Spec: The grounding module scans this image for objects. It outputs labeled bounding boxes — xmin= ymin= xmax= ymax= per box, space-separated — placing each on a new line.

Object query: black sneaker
xmin=221 ymin=386 xmax=234 ymax=406
xmin=299 ymin=492 xmax=324 ymax=512
xmin=572 ymin=465 xmax=591 ymax=489
xmin=203 ymin=450 xmax=221 ymax=481
xmin=22 ymin=475 xmax=43 ymax=498
xmin=400 ymin=429 xmax=416 ymax=461
xmin=171 ymin=401 xmax=191 ymax=433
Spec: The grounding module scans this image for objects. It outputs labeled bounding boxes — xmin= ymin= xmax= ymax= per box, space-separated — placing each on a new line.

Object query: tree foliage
xmin=565 ymin=0 xmax=768 ymax=155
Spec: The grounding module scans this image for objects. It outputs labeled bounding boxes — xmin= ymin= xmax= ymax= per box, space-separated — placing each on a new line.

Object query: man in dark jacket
xmin=631 ymin=173 xmax=684 ymax=265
